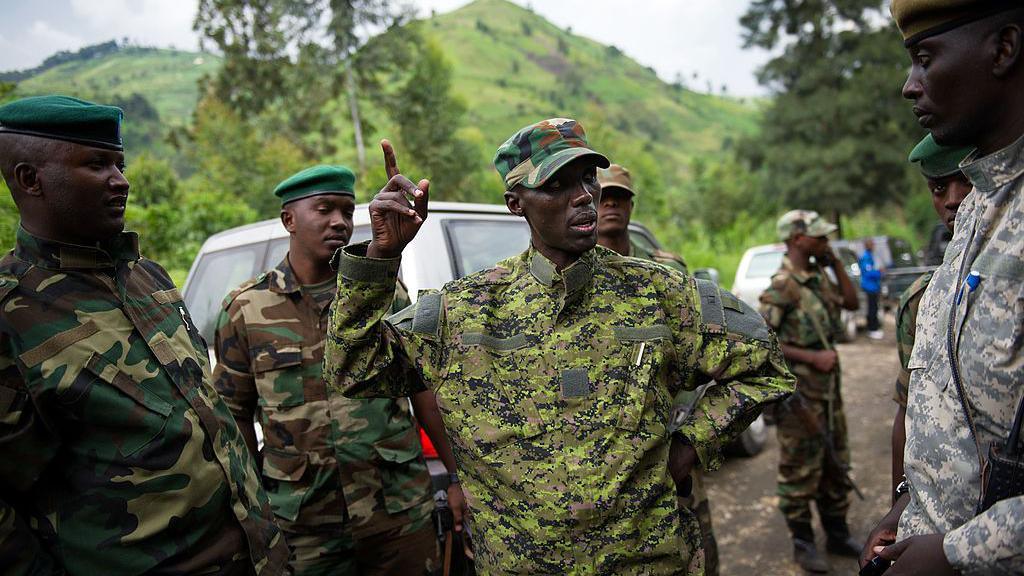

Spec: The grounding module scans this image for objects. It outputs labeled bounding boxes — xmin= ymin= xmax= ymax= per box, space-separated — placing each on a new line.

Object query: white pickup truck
xmin=182 ymin=201 xmax=766 ymax=457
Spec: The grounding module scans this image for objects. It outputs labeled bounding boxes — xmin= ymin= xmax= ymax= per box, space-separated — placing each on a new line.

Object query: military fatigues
xmin=628 ymin=243 xmax=716 ymax=576
xmin=759 ymin=256 xmax=852 ymax=526
xmin=213 ymin=258 xmax=434 ymax=576
xmin=325 ymin=243 xmax=793 ymax=574
xmin=630 ymin=240 xmax=689 ymax=276
xmin=0 ymin=229 xmax=288 ymax=575
xmin=893 ymin=271 xmax=932 ymax=407
xmin=901 ymin=134 xmax=1024 ymax=573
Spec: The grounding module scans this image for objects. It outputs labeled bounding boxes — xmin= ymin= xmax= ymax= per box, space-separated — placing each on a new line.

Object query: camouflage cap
xmin=0 ymin=95 xmax=124 ymax=151
xmin=274 ymin=165 xmax=356 ymax=206
xmin=908 ymin=133 xmax=975 ymax=179
xmin=598 ymin=164 xmax=636 ymax=197
xmin=493 ymin=118 xmax=609 ymax=191
xmin=776 ymin=210 xmax=838 ymax=241
xmin=891 ymin=0 xmax=1019 ymax=46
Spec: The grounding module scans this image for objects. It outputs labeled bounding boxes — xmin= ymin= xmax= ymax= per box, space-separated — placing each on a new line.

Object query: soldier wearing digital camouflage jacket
xmin=213 ymin=165 xmax=436 ymax=576
xmin=860 ymin=3 xmax=1024 ymax=574
xmin=596 ymin=163 xmax=716 ymax=576
xmin=759 ymin=210 xmax=861 ymax=573
xmin=889 ymin=134 xmax=972 ymax=499
xmin=324 ymin=121 xmax=794 ymax=574
xmin=0 ymin=96 xmax=289 ymax=575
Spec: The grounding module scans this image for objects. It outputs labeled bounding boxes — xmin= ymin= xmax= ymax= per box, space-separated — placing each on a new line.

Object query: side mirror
xmin=694 ymin=267 xmax=720 ymax=285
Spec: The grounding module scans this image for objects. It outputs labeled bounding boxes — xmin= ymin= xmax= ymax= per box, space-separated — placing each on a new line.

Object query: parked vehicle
xmin=182 ymin=201 xmax=766 ymax=457
xmin=732 ymin=243 xmax=863 ymax=342
xmin=832 ymin=235 xmax=932 ymax=310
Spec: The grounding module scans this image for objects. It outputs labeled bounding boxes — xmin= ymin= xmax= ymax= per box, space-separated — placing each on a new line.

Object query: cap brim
xmin=521 ymin=147 xmax=610 ymax=189
xmin=809 ymin=222 xmax=838 ymax=237
xmin=601 ymin=184 xmax=635 ymax=196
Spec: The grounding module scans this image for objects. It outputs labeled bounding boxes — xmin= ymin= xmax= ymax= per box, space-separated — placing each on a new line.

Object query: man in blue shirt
xmin=858 ymin=239 xmax=883 ymax=339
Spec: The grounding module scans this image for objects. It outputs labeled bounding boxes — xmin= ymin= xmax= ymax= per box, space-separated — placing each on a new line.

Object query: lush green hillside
xmin=12 ymin=47 xmax=220 ymax=126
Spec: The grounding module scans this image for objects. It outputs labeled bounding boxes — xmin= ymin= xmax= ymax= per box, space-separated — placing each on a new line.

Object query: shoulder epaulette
xmin=696 ymin=279 xmax=771 ymax=342
xmin=409 ymin=291 xmax=444 ymax=337
xmin=222 ymin=272 xmax=269 ymax=308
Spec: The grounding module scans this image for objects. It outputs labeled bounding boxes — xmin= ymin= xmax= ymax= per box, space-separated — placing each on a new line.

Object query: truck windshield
xmin=184 ymin=242 xmax=267 ymax=344
xmin=746 ymin=251 xmax=784 ymax=279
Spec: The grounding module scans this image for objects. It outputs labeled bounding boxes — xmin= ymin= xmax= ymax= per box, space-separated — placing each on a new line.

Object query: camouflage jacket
xmin=630 ymin=240 xmax=688 ymax=275
xmin=324 ymin=243 xmax=793 ymax=574
xmin=902 ymin=134 xmax=1024 ymax=574
xmin=893 ymin=271 xmax=932 ymax=407
xmin=213 ymin=257 xmax=432 ymax=539
xmin=758 ymin=255 xmax=843 ymax=401
xmin=0 ymin=228 xmax=288 ymax=576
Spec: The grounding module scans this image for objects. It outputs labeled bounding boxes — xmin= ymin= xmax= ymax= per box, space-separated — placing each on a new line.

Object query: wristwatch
xmin=447 ymin=472 xmax=461 ymax=486
xmin=894 ymin=475 xmax=910 ymax=501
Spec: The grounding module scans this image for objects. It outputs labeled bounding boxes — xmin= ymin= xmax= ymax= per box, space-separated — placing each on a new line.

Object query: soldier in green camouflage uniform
xmin=890 ymin=134 xmax=972 ymax=499
xmin=324 ymin=123 xmax=794 ymax=574
xmin=213 ymin=165 xmax=437 ymax=575
xmin=596 ymin=163 xmax=716 ymax=576
xmin=759 ymin=210 xmax=861 ymax=573
xmin=0 ymin=95 xmax=289 ymax=574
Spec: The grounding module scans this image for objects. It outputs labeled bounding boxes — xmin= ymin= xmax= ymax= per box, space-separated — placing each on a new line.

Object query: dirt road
xmin=707 ymin=317 xmax=900 ymax=575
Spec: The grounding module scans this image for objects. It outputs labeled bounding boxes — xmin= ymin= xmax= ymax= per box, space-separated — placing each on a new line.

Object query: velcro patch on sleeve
xmin=696 ymin=279 xmax=726 ymax=331
xmin=410 ymin=292 xmax=443 ymax=337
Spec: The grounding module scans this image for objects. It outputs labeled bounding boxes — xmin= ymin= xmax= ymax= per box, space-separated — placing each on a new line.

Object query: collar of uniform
xmin=267 ymin=256 xmax=304 ymax=294
xmin=961 ymin=131 xmax=1024 ymax=195
xmin=14 ymin=227 xmax=140 ymax=270
xmin=781 ymin=254 xmax=817 ymax=286
xmin=528 ymin=246 xmax=597 ymax=298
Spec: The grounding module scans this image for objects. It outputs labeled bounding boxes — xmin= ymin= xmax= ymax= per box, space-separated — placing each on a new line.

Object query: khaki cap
xmin=776 ymin=210 xmax=838 ymax=241
xmin=598 ymin=164 xmax=636 ymax=197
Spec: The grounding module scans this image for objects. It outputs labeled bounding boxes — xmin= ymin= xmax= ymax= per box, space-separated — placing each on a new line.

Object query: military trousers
xmin=284 ymin=519 xmax=436 ymax=576
xmin=776 ymin=395 xmax=851 ymax=526
xmin=678 ymin=470 xmax=718 ymax=576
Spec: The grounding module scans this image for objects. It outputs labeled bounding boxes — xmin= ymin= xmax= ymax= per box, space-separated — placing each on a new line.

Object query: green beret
xmin=274 ymin=165 xmax=356 ymax=206
xmin=891 ymin=0 xmax=1019 ymax=46
xmin=909 ymin=134 xmax=974 ymax=178
xmin=493 ymin=118 xmax=609 ymax=191
xmin=0 ymin=95 xmax=124 ymax=151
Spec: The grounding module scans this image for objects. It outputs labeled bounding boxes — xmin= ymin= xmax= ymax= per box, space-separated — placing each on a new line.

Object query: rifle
xmin=785 ymin=392 xmax=864 ymax=500
xmin=426 ymin=489 xmax=476 ymax=576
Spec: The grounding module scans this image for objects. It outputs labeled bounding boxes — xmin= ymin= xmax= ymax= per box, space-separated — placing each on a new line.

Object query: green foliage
xmin=0 ymin=180 xmax=16 ymax=252
xmin=384 ymin=39 xmax=484 ymax=202
xmin=738 ymin=0 xmax=924 ymax=214
xmin=0 ymin=82 xmax=15 ymax=104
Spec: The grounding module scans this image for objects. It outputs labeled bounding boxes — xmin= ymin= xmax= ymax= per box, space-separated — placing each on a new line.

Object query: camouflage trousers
xmin=776 ymin=396 xmax=851 ymax=526
xmin=284 ymin=517 xmax=436 ymax=576
xmin=678 ymin=470 xmax=718 ymax=576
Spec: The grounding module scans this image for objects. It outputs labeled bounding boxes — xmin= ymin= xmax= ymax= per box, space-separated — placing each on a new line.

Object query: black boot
xmin=788 ymin=521 xmax=830 ymax=573
xmin=821 ymin=515 xmax=863 ymax=557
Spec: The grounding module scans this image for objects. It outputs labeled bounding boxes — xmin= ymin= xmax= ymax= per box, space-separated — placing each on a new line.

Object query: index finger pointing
xmin=381 ymin=139 xmax=400 ymax=180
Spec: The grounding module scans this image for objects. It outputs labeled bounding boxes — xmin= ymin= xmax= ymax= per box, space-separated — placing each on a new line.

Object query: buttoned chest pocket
xmin=438 ymin=332 xmax=543 ymax=456
xmin=611 ymin=325 xmax=673 ymax=434
xmin=251 ymin=344 xmax=306 ymax=410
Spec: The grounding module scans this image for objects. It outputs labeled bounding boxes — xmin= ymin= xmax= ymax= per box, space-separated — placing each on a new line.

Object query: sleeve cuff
xmin=677 ymin=428 xmax=721 ymax=472
xmin=336 ymin=242 xmax=402 ymax=284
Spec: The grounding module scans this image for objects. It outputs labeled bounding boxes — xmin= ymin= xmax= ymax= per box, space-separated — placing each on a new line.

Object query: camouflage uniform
xmin=0 ymin=228 xmax=289 ymax=575
xmin=900 ymin=134 xmax=1024 ymax=573
xmin=893 ymin=271 xmax=932 ymax=407
xmin=630 ymin=240 xmax=689 ymax=276
xmin=759 ymin=255 xmax=852 ymax=526
xmin=628 ymin=244 xmax=715 ymax=576
xmin=325 ymin=242 xmax=794 ymax=574
xmin=213 ymin=257 xmax=434 ymax=575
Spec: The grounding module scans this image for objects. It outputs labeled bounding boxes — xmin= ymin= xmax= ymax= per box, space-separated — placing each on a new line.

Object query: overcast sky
xmin=0 ymin=0 xmax=771 ymax=96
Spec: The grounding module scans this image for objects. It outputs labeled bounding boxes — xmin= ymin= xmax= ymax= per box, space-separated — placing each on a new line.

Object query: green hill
xmin=12 ymin=46 xmax=220 ymax=126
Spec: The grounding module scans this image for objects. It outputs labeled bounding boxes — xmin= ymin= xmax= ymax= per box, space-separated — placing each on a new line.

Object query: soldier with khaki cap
xmin=860 ymin=1 xmax=1024 ymax=574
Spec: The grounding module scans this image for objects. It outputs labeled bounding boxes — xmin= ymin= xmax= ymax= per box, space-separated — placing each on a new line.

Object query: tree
xmin=738 ymin=0 xmax=923 ymax=214
xmin=384 ymin=38 xmax=485 ymax=202
xmin=194 ymin=0 xmax=417 ymax=168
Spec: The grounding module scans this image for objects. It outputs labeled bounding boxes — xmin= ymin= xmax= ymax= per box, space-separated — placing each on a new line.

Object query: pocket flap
xmin=251 ymin=345 xmax=302 ymax=373
xmin=262 ymin=448 xmax=309 ymax=481
xmin=373 ymin=429 xmax=422 ymax=465
xmin=85 ymin=353 xmax=172 ymax=417
xmin=613 ymin=324 xmax=672 ymax=342
xmin=462 ymin=331 xmax=528 ymax=351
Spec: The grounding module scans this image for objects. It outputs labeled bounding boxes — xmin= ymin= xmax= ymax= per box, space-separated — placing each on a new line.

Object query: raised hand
xmin=366 ymin=139 xmax=429 ymax=259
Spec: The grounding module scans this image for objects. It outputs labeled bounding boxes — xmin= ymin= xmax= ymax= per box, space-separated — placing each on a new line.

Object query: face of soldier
xmin=597 ymin=187 xmax=633 ymax=238
xmin=282 ymin=194 xmax=355 ymax=266
xmin=39 ymin=142 xmax=129 ymax=244
xmin=507 ymin=156 xmax=601 ymax=270
xmin=902 ymin=19 xmax=1006 ymax=148
xmin=927 ymin=172 xmax=972 ymax=232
